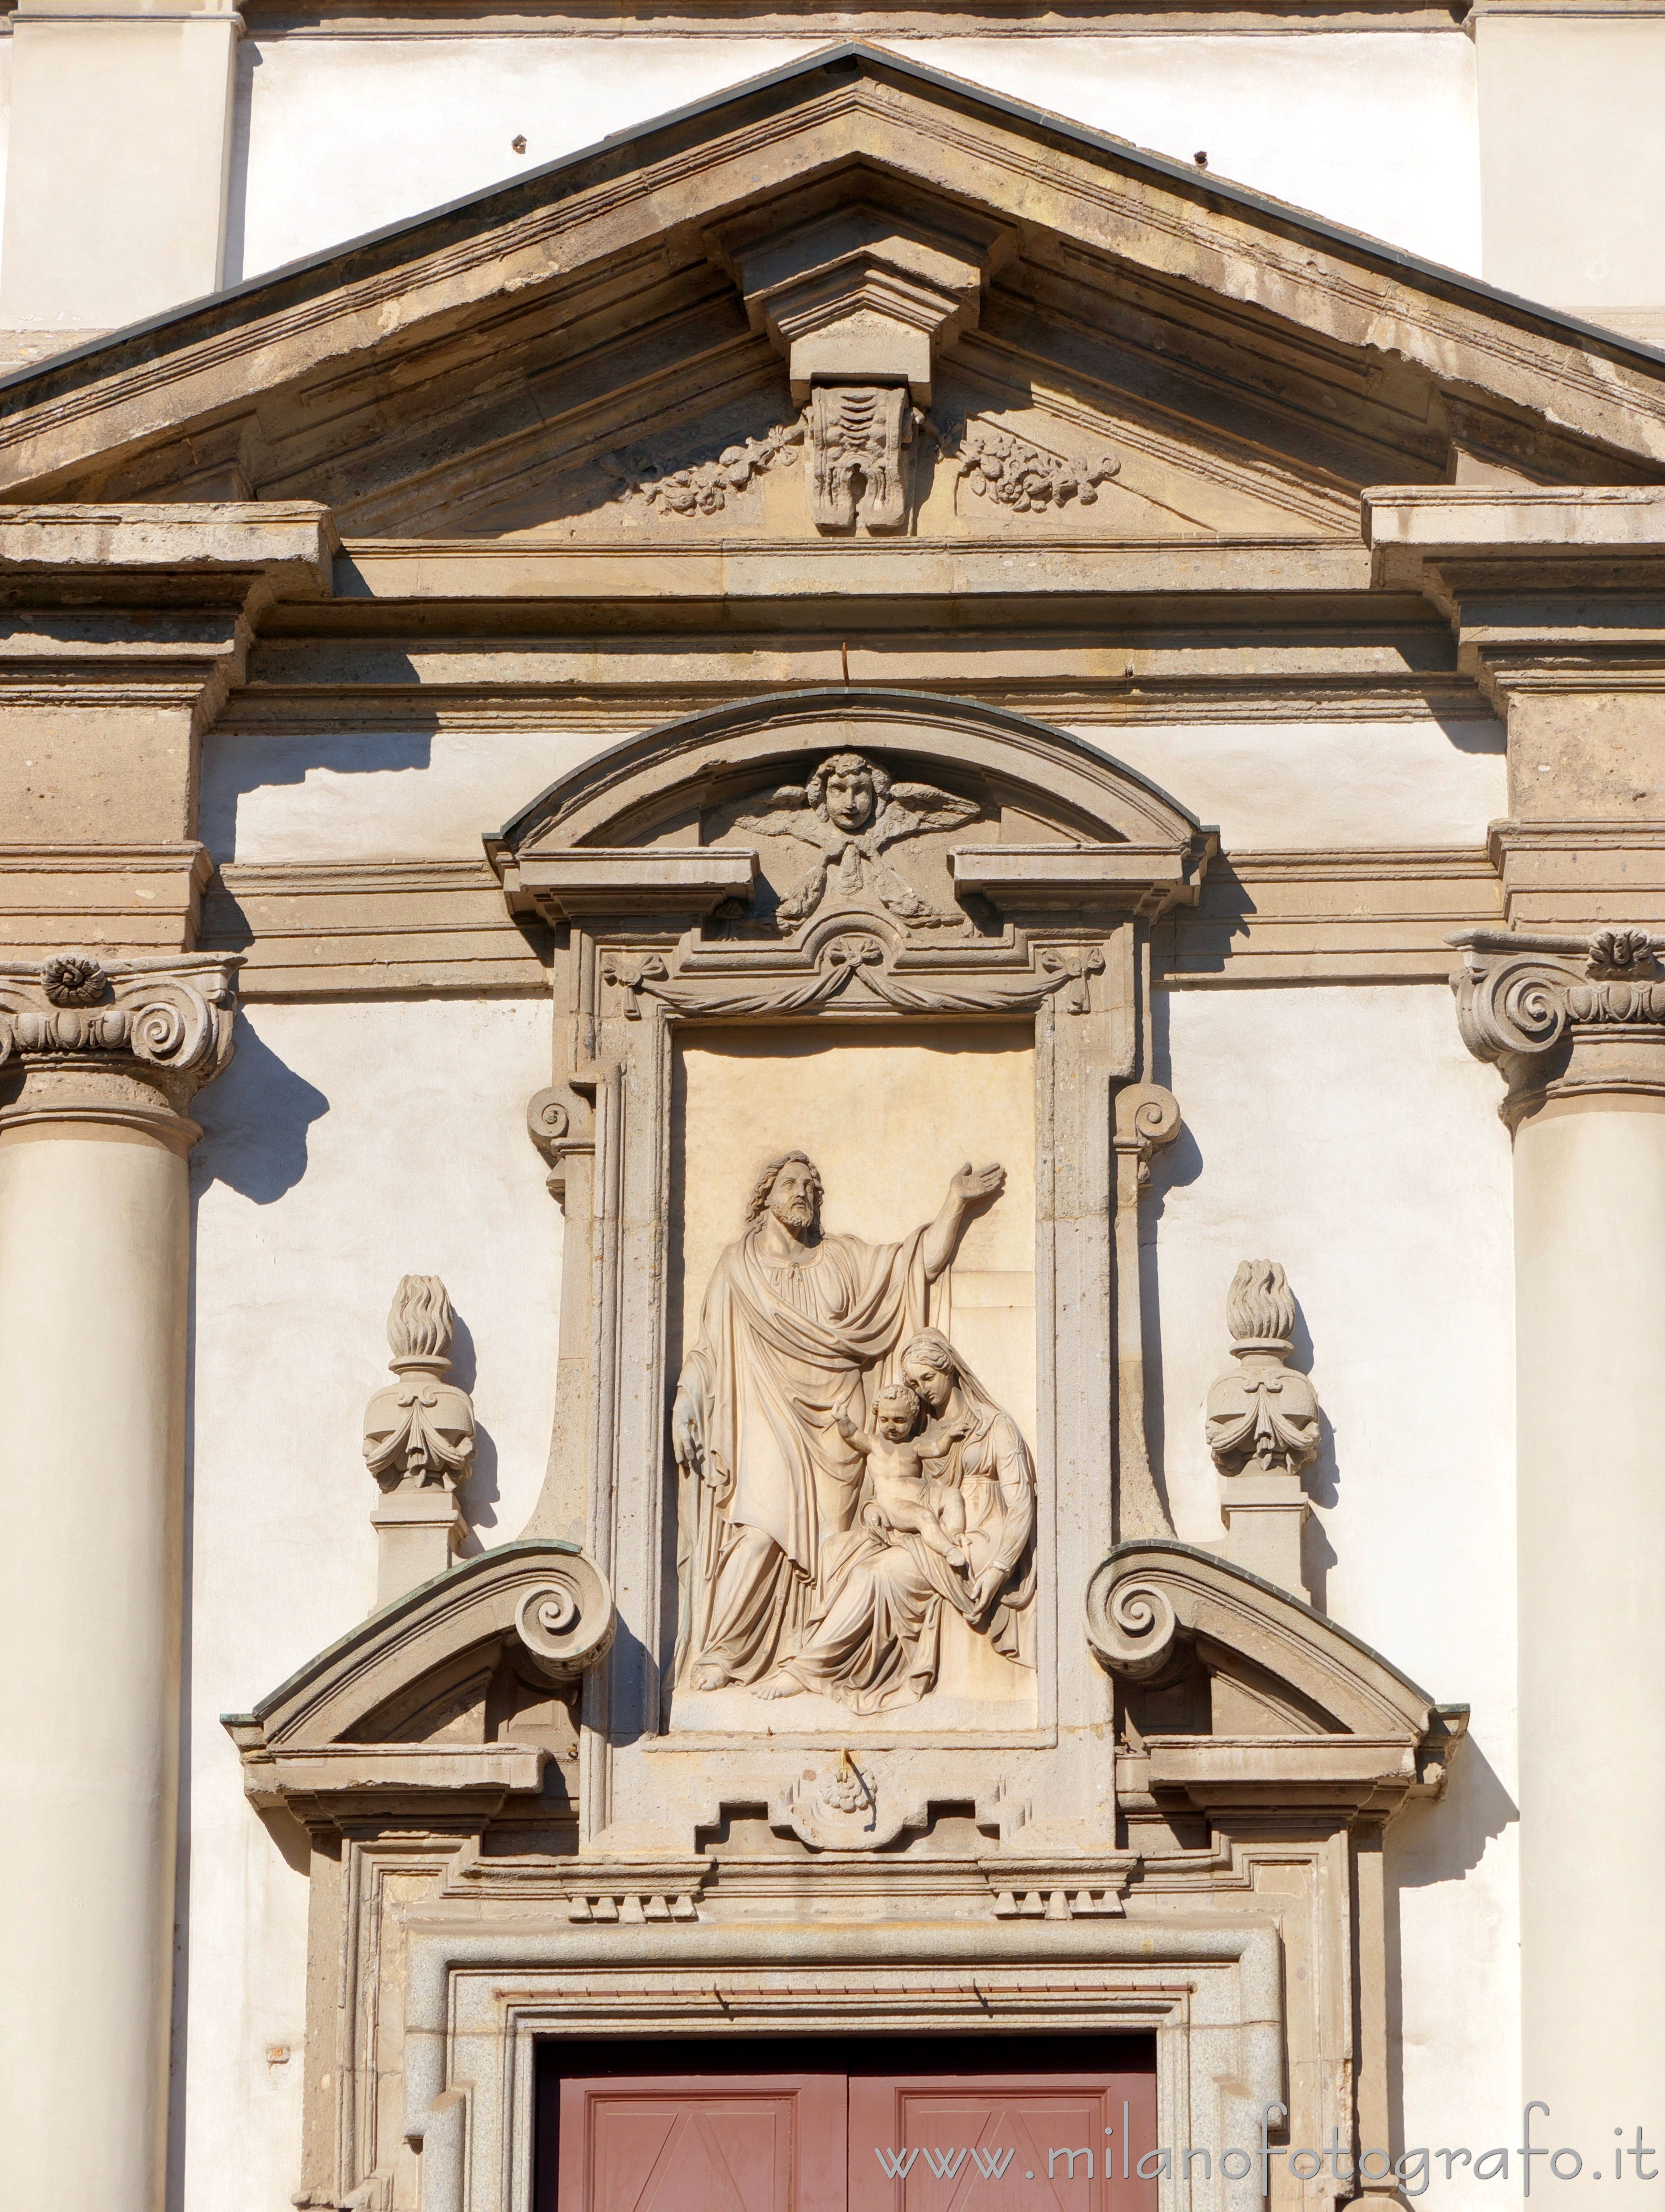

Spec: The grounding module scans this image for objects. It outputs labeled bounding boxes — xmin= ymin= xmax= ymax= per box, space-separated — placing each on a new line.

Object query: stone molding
xmin=8 ymin=49 xmax=1665 ymax=511
xmin=0 ymin=947 xmax=240 ymax=1141
xmin=1084 ymin=1539 xmax=1463 ymax=1795
xmin=225 ymin=1538 xmax=616 ymax=1819
xmin=1449 ymin=923 xmax=1665 ymax=1124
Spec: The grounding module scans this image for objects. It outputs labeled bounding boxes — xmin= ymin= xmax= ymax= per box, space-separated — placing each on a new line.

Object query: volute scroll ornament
xmin=0 ymin=948 xmax=242 ymax=1139
xmin=513 ymin=1554 xmax=616 ymax=1684
xmin=1450 ymin=924 xmax=1665 ymax=1124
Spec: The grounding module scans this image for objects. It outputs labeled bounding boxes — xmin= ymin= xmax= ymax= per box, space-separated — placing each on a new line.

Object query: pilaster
xmin=0 ymin=504 xmax=337 ymax=957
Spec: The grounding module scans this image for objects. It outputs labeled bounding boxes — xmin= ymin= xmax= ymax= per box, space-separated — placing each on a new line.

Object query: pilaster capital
xmin=0 ymin=948 xmax=241 ymax=1144
xmin=1449 ymin=924 xmax=1665 ymax=1126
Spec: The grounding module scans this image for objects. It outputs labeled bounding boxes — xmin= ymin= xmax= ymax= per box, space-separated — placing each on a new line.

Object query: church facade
xmin=0 ymin=18 xmax=1662 ymax=2212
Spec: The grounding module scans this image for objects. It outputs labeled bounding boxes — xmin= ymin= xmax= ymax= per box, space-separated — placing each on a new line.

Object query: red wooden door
xmin=544 ymin=2039 xmax=1157 ymax=2212
xmin=848 ymin=2071 xmax=1159 ymax=2212
xmin=557 ymin=2072 xmax=847 ymax=2212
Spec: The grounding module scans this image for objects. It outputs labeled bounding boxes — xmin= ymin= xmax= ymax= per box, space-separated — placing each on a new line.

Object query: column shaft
xmin=1514 ymin=1098 xmax=1665 ymax=2141
xmin=0 ymin=1126 xmax=189 ymax=2212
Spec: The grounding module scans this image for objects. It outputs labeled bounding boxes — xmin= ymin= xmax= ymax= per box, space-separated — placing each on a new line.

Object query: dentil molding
xmin=0 ymin=948 xmax=241 ymax=1143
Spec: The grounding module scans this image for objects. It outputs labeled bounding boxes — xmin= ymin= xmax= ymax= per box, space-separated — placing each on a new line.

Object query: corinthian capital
xmin=1449 ymin=926 xmax=1665 ymax=1126
xmin=0 ymin=950 xmax=241 ymax=1144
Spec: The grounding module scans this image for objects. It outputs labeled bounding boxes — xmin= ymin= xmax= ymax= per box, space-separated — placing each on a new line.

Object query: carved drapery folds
xmin=364 ymin=1275 xmax=477 ymax=1607
xmin=1450 ymin=924 xmax=1665 ymax=1123
xmin=0 ymin=948 xmax=240 ymax=1141
xmin=1204 ymin=1260 xmax=1320 ymax=1598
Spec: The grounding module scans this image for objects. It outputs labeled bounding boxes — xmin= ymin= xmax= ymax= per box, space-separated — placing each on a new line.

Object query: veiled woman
xmin=754 ymin=1327 xmax=1037 ymax=1713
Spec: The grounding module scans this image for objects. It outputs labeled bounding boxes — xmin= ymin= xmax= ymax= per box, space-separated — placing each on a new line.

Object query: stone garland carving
xmin=732 ymin=749 xmax=980 ymax=927
xmin=363 ymin=1276 xmax=477 ymax=1497
xmin=935 ymin=420 xmax=1121 ymax=511
xmin=785 ymin=1750 xmax=896 ymax=1848
xmin=671 ymin=1152 xmax=1037 ymax=1714
xmin=603 ymin=930 xmax=1095 ymax=1023
xmin=0 ymin=949 xmax=240 ymax=1135
xmin=1451 ymin=924 xmax=1665 ymax=1123
xmin=606 ymin=407 xmax=1118 ymax=531
xmin=606 ymin=416 xmax=805 ymax=516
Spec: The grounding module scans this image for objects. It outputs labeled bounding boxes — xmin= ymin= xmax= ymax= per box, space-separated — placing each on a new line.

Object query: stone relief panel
xmin=703 ymin=745 xmax=995 ymax=936
xmin=668 ymin=1022 xmax=1039 ymax=1733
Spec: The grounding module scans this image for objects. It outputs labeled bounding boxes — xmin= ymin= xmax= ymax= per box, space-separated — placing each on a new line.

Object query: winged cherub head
xmin=804 ymin=751 xmax=887 ymax=834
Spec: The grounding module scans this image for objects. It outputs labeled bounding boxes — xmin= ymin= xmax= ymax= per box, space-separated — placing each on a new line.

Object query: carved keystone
xmin=708 ymin=197 xmax=1013 ymax=403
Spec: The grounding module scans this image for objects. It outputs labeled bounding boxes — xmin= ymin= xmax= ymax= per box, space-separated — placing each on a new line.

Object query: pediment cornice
xmin=2 ymin=45 xmax=1663 ymax=515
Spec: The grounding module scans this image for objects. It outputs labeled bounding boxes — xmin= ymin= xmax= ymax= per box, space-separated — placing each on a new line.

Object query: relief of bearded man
xmin=673 ymin=1150 xmax=1004 ymax=1690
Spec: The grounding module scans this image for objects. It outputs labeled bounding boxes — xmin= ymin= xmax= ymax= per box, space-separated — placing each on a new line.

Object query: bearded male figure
xmin=674 ymin=1150 xmax=1004 ymax=1689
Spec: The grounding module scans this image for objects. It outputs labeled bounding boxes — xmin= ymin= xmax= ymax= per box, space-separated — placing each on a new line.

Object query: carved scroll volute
xmin=0 ymin=949 xmax=241 ymax=1140
xmin=513 ymin=1552 xmax=615 ymax=1684
xmin=1450 ymin=925 xmax=1665 ymax=1125
xmin=1084 ymin=1560 xmax=1181 ymax=1681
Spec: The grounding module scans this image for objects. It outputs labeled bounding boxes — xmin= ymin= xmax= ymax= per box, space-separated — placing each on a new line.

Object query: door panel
xmin=558 ymin=2074 xmax=847 ymax=2212
xmin=848 ymin=2074 xmax=1159 ymax=2212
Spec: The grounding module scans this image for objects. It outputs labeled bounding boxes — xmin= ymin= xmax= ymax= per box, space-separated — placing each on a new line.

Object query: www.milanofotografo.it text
xmin=874 ymin=2104 xmax=1661 ymax=2193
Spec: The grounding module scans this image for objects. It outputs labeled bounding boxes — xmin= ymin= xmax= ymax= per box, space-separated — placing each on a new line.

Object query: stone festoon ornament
xmin=363 ymin=1275 xmax=475 ymax=1607
xmin=1205 ymin=1261 xmax=1320 ymax=1597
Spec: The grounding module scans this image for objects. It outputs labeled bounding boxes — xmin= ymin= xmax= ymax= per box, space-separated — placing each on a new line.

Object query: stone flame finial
xmin=362 ymin=1275 xmax=475 ymax=1610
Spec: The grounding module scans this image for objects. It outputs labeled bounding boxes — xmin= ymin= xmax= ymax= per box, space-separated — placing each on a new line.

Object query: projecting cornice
xmin=1 ymin=48 xmax=1664 ymax=512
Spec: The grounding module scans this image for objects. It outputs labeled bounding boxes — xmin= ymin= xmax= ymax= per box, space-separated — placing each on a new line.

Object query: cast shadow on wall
xmin=199 ymin=724 xmax=432 ymax=862
xmin=446 ymin=1304 xmax=502 ymax=1552
xmin=189 ymin=1014 xmax=330 ymax=1205
xmin=1384 ymin=1736 xmax=1520 ymax=2155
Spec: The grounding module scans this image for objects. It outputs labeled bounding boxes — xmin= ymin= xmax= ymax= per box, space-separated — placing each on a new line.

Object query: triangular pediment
xmin=3 ymin=44 xmax=1663 ymax=532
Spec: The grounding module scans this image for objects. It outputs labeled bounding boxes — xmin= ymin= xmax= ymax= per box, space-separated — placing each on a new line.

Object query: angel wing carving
xmin=731 ymin=752 xmax=981 ymax=928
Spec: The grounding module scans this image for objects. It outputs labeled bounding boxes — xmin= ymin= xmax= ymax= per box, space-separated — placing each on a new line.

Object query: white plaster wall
xmin=1153 ymin=982 xmax=1520 ymax=2178
xmin=180 ymin=996 xmax=559 ymax=2212
xmin=1086 ymin=716 xmax=1508 ymax=849
xmin=230 ymin=29 xmax=1479 ymax=285
xmin=203 ymin=714 xmax=1508 ymax=866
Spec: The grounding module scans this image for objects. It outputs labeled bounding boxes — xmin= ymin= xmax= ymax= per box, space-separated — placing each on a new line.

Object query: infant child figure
xmin=829 ymin=1382 xmax=970 ymax=1568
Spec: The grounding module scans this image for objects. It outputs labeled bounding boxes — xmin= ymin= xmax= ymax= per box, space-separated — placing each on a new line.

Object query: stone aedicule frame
xmin=493 ymin=690 xmax=1209 ymax=1847
xmin=229 ymin=688 xmax=1464 ymax=2212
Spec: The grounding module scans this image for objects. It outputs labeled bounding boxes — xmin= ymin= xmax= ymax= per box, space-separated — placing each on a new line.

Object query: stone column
xmin=1452 ymin=925 xmax=1665 ymax=2153
xmin=0 ymin=950 xmax=238 ymax=2212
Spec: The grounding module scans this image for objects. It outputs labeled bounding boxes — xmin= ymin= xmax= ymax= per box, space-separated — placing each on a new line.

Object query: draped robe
xmin=678 ymin=1220 xmax=929 ymax=1685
